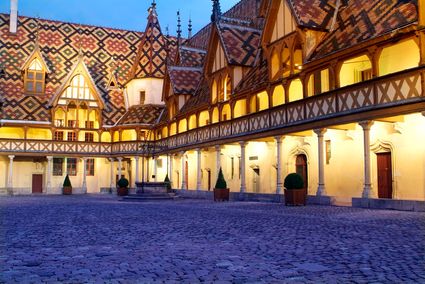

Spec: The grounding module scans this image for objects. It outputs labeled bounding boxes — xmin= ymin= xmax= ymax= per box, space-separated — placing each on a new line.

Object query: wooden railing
xmin=0 ymin=67 xmax=423 ymax=157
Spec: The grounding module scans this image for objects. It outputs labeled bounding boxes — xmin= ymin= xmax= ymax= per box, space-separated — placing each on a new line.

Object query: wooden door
xmin=296 ymin=155 xmax=308 ymax=190
xmin=253 ymin=168 xmax=260 ymax=193
xmin=207 ymin=170 xmax=211 ymax=191
xmin=377 ymin=153 xmax=393 ymax=199
xmin=32 ymin=174 xmax=43 ymax=194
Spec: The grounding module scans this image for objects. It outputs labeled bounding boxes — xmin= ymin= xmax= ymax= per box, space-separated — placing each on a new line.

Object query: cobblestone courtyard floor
xmin=0 ymin=195 xmax=424 ymax=283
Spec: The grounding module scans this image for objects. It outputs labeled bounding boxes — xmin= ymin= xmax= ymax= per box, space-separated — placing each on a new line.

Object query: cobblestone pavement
xmin=0 ymin=195 xmax=424 ymax=283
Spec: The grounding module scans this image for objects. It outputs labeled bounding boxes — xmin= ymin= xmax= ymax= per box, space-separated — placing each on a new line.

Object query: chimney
xmin=10 ymin=0 xmax=18 ymax=34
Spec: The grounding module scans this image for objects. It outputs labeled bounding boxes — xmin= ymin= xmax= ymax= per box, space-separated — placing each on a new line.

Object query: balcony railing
xmin=0 ymin=67 xmax=423 ymax=156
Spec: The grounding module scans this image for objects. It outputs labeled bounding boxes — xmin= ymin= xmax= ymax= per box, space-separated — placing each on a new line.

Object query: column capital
xmin=421 ymin=111 xmax=425 ymax=117
xmin=313 ymin=128 xmax=327 ymax=137
xmin=359 ymin=120 xmax=374 ymax=130
xmin=215 ymin=145 xmax=221 ymax=151
xmin=81 ymin=157 xmax=88 ymax=162
xmin=274 ymin=136 xmax=285 ymax=143
xmin=117 ymin=157 xmax=123 ymax=162
xmin=239 ymin=141 xmax=247 ymax=147
xmin=180 ymin=151 xmax=186 ymax=156
xmin=8 ymin=155 xmax=15 ymax=160
xmin=46 ymin=156 xmax=53 ymax=161
xmin=134 ymin=156 xmax=140 ymax=161
xmin=109 ymin=157 xmax=115 ymax=162
xmin=195 ymin=148 xmax=201 ymax=153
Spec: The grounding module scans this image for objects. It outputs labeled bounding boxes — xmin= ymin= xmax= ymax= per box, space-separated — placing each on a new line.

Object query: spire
xmin=148 ymin=0 xmax=157 ymax=17
xmin=211 ymin=0 xmax=221 ymax=22
xmin=177 ymin=11 xmax=182 ymax=40
xmin=188 ymin=16 xmax=193 ymax=39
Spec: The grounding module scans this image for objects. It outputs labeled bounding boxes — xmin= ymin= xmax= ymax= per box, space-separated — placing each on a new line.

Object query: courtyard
xmin=0 ymin=195 xmax=424 ymax=283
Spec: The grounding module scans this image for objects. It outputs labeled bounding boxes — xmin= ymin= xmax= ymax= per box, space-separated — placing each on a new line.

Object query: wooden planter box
xmin=284 ymin=188 xmax=306 ymax=206
xmin=63 ymin=186 xmax=72 ymax=195
xmin=214 ymin=188 xmax=230 ymax=202
xmin=117 ymin=187 xmax=129 ymax=196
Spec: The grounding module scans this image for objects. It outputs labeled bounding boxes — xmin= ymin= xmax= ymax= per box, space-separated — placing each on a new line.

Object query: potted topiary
xmin=117 ymin=177 xmax=129 ymax=196
xmin=164 ymin=174 xmax=172 ymax=193
xmin=63 ymin=174 xmax=72 ymax=195
xmin=214 ymin=167 xmax=229 ymax=202
xmin=284 ymin=173 xmax=306 ymax=206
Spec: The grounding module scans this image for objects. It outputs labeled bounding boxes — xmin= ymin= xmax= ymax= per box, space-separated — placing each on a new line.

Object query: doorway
xmin=32 ymin=174 xmax=43 ymax=194
xmin=207 ymin=169 xmax=211 ymax=191
xmin=252 ymin=167 xmax=260 ymax=193
xmin=185 ymin=161 xmax=188 ymax=189
xmin=296 ymin=154 xmax=308 ymax=190
xmin=377 ymin=152 xmax=393 ymax=199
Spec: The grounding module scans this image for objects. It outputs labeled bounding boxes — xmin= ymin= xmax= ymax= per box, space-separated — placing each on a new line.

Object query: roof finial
xmin=177 ymin=10 xmax=182 ymax=39
xmin=148 ymin=0 xmax=157 ymax=16
xmin=166 ymin=25 xmax=170 ymax=37
xmin=188 ymin=15 xmax=192 ymax=39
xmin=211 ymin=0 xmax=221 ymax=22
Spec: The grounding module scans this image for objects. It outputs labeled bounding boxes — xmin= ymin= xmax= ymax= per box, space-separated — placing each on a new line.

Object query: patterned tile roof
xmin=234 ymin=56 xmax=269 ymax=94
xmin=0 ymin=14 xmax=138 ymax=125
xmin=178 ymin=78 xmax=210 ymax=116
xmin=118 ymin=104 xmax=165 ymax=126
xmin=179 ymin=46 xmax=206 ymax=68
xmin=217 ymin=21 xmax=262 ymax=67
xmin=288 ymin=0 xmax=337 ymax=30
xmin=311 ymin=0 xmax=418 ymax=60
xmin=168 ymin=67 xmax=203 ymax=95
xmin=130 ymin=6 xmax=178 ymax=79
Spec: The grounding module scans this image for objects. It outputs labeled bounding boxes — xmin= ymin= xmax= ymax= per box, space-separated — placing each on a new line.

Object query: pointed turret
xmin=130 ymin=0 xmax=168 ymax=79
xmin=211 ymin=0 xmax=221 ymax=22
xmin=188 ymin=16 xmax=193 ymax=39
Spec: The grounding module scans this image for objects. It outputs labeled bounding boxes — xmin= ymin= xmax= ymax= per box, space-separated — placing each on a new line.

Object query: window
xmin=54 ymin=131 xmax=64 ymax=141
xmin=85 ymin=133 xmax=94 ymax=142
xmin=85 ymin=121 xmax=94 ymax=129
xmin=53 ymin=158 xmax=63 ymax=176
xmin=67 ymin=158 xmax=77 ymax=176
xmin=140 ymin=130 xmax=146 ymax=141
xmin=361 ymin=69 xmax=373 ymax=81
xmin=86 ymin=158 xmax=95 ymax=176
xmin=64 ymin=74 xmax=94 ymax=100
xmin=140 ymin=91 xmax=146 ymax=105
xmin=67 ymin=120 xmax=77 ymax=128
xmin=67 ymin=132 xmax=77 ymax=141
xmin=24 ymin=58 xmax=45 ymax=94
xmin=55 ymin=119 xmax=65 ymax=128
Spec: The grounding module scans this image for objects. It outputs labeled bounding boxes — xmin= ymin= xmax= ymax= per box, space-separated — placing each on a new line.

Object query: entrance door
xmin=377 ymin=153 xmax=393 ymax=199
xmin=296 ymin=154 xmax=308 ymax=190
xmin=207 ymin=170 xmax=211 ymax=191
xmin=32 ymin=174 xmax=43 ymax=194
xmin=253 ymin=168 xmax=260 ymax=193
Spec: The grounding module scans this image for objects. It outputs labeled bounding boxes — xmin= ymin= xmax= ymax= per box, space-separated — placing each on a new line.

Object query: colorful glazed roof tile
xmin=0 ymin=14 xmax=139 ymax=125
xmin=217 ymin=20 xmax=262 ymax=67
xmin=179 ymin=46 xmax=207 ymax=68
xmin=178 ymin=78 xmax=210 ymax=116
xmin=288 ymin=0 xmax=337 ymax=30
xmin=130 ymin=4 xmax=177 ymax=79
xmin=312 ymin=0 xmax=418 ymax=60
xmin=118 ymin=104 xmax=165 ymax=126
xmin=168 ymin=66 xmax=203 ymax=95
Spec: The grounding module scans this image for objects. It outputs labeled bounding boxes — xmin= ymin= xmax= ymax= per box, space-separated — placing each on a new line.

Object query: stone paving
xmin=0 ymin=195 xmax=424 ymax=283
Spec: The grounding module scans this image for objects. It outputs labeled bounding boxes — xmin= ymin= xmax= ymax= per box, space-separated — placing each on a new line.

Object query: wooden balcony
xmin=0 ymin=67 xmax=424 ymax=157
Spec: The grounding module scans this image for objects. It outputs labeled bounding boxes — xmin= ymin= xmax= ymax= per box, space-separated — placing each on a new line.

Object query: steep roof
xmin=311 ymin=0 xmax=418 ymax=60
xmin=168 ymin=66 xmax=203 ymax=95
xmin=178 ymin=78 xmax=210 ymax=116
xmin=130 ymin=4 xmax=178 ymax=79
xmin=118 ymin=104 xmax=165 ymax=126
xmin=0 ymin=14 xmax=137 ymax=124
xmin=287 ymin=0 xmax=337 ymax=30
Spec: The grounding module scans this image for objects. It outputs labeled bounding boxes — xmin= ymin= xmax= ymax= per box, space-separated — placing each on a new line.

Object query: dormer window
xmin=212 ymin=73 xmax=232 ymax=103
xmin=24 ymin=58 xmax=46 ymax=94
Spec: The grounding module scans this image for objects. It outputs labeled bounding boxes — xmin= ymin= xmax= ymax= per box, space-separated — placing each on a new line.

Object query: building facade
xmin=0 ymin=0 xmax=424 ymax=207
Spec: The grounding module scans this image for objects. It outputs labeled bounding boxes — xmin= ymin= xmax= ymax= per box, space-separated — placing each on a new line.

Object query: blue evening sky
xmin=0 ymin=0 xmax=238 ymax=36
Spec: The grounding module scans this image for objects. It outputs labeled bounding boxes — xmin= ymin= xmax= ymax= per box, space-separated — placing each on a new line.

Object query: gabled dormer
xmin=21 ymin=44 xmax=50 ymax=95
xmin=49 ymin=55 xmax=104 ymax=131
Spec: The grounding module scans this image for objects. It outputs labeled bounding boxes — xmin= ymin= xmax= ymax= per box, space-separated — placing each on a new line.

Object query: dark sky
xmin=0 ymin=0 xmax=238 ymax=36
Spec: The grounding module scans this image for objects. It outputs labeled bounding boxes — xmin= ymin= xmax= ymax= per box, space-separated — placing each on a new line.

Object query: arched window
xmin=65 ymin=74 xmax=94 ymax=101
xmin=24 ymin=58 xmax=45 ymax=94
xmin=224 ymin=75 xmax=231 ymax=101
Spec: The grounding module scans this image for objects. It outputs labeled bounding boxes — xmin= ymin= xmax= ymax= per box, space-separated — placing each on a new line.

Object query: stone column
xmin=274 ymin=136 xmax=283 ymax=195
xmin=7 ymin=155 xmax=15 ymax=189
xmin=196 ymin=148 xmax=202 ymax=191
xmin=240 ymin=142 xmax=247 ymax=193
xmin=153 ymin=156 xmax=158 ymax=182
xmin=215 ymin=145 xmax=221 ymax=177
xmin=109 ymin=158 xmax=115 ymax=189
xmin=134 ymin=156 xmax=140 ymax=184
xmin=181 ymin=152 xmax=187 ymax=190
xmin=46 ymin=156 xmax=53 ymax=194
xmin=82 ymin=158 xmax=88 ymax=194
xmin=314 ymin=128 xmax=327 ymax=196
xmin=169 ymin=155 xmax=173 ymax=186
xmin=360 ymin=121 xmax=374 ymax=198
xmin=117 ymin=157 xmax=123 ymax=180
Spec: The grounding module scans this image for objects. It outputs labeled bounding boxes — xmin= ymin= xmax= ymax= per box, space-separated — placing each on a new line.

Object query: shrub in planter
xmin=284 ymin=173 xmax=306 ymax=206
xmin=117 ymin=177 xmax=129 ymax=196
xmin=63 ymin=174 xmax=72 ymax=195
xmin=214 ymin=168 xmax=229 ymax=202
xmin=164 ymin=174 xmax=172 ymax=192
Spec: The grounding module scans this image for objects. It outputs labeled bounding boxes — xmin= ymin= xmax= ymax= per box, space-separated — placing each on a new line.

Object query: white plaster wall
xmin=126 ymin=78 xmax=164 ymax=107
